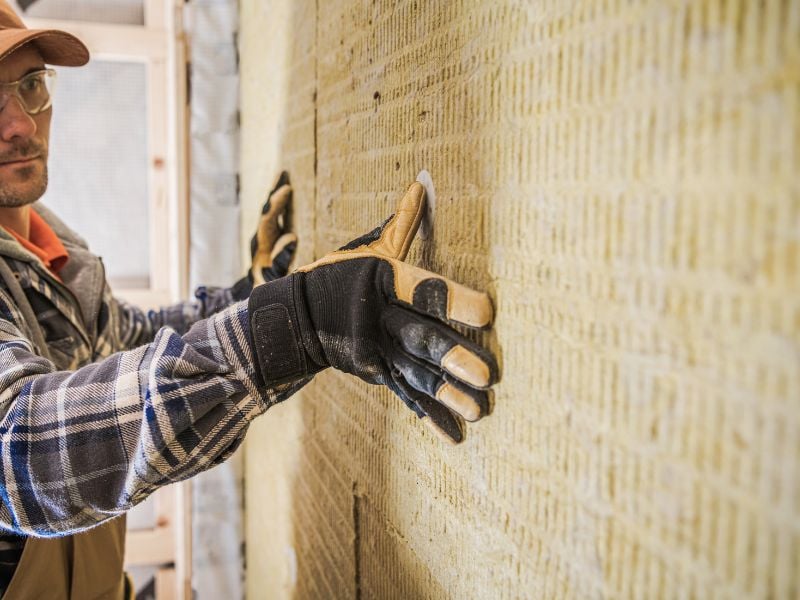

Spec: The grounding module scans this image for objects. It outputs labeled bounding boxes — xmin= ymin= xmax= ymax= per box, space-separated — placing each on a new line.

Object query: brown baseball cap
xmin=0 ymin=0 xmax=89 ymax=67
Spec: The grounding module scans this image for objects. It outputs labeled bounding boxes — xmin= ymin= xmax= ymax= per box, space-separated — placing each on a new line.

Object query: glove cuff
xmin=248 ymin=273 xmax=326 ymax=387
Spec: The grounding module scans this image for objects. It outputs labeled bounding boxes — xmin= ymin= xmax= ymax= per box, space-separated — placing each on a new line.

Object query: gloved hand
xmin=231 ymin=171 xmax=298 ymax=300
xmin=248 ymin=182 xmax=498 ymax=443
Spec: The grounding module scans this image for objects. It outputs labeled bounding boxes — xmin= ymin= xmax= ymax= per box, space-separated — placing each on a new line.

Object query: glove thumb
xmin=337 ymin=182 xmax=426 ymax=261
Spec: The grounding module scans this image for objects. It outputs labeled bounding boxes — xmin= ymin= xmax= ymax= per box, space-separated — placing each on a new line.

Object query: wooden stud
xmin=155 ymin=568 xmax=177 ymax=600
xmin=144 ymin=0 xmax=167 ymax=30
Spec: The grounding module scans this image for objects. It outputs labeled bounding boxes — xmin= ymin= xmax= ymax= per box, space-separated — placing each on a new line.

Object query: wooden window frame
xmin=27 ymin=0 xmax=189 ymax=308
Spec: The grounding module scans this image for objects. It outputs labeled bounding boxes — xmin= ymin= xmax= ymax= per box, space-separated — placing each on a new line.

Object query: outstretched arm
xmin=0 ymin=179 xmax=498 ymax=537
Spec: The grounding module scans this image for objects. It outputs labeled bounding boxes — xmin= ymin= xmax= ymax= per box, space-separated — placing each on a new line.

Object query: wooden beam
xmin=148 ymin=55 xmax=171 ymax=294
xmin=125 ymin=526 xmax=175 ymax=566
xmin=166 ymin=0 xmax=191 ymax=301
xmin=145 ymin=0 xmax=167 ymax=29
xmin=155 ymin=567 xmax=176 ymax=600
xmin=174 ymin=482 xmax=193 ymax=600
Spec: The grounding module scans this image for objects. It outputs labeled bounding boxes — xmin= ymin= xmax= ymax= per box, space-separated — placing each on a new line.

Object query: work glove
xmin=231 ymin=171 xmax=298 ymax=300
xmin=248 ymin=182 xmax=499 ymax=443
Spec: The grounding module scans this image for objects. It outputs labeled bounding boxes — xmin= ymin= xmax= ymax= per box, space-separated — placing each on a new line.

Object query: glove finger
xmin=270 ymin=232 xmax=297 ymax=263
xmin=249 ymin=232 xmax=259 ymax=262
xmin=261 ymin=183 xmax=292 ymax=219
xmin=390 ymin=260 xmax=494 ymax=329
xmin=392 ymin=375 xmax=465 ymax=444
xmin=251 ymin=177 xmax=288 ymax=258
xmin=268 ymin=170 xmax=290 ymax=197
xmin=254 ymin=234 xmax=298 ymax=285
xmin=385 ymin=375 xmax=426 ymax=418
xmin=392 ymin=351 xmax=489 ymax=421
xmin=253 ymin=184 xmax=292 ymax=268
xmin=254 ymin=182 xmax=292 ymax=256
xmin=384 ymin=306 xmax=498 ymax=389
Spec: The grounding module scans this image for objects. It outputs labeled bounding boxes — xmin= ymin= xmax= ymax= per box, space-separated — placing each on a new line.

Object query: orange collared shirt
xmin=2 ymin=209 xmax=69 ymax=275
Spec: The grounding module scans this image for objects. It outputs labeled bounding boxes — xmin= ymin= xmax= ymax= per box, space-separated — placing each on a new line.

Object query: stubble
xmin=0 ymin=140 xmax=48 ymax=207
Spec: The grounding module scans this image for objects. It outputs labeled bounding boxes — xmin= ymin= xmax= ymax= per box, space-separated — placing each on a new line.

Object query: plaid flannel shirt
xmin=0 ymin=205 xmax=307 ymax=592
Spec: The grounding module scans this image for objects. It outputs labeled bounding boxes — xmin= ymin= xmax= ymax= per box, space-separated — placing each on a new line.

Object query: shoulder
xmin=31 ymin=203 xmax=90 ymax=250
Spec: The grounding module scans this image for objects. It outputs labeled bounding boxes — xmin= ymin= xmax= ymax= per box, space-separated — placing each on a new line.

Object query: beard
xmin=0 ymin=140 xmax=48 ymax=208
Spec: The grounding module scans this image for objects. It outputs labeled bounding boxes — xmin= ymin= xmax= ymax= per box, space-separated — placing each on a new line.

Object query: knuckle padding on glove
xmin=384 ymin=307 xmax=458 ymax=362
xmin=411 ymin=278 xmax=449 ymax=320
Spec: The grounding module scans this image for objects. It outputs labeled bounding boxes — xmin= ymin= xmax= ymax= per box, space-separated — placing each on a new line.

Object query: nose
xmin=0 ymin=95 xmax=36 ymax=143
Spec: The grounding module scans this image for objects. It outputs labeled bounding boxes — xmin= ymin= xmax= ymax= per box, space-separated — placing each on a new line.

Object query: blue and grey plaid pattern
xmin=0 ymin=242 xmax=295 ymax=593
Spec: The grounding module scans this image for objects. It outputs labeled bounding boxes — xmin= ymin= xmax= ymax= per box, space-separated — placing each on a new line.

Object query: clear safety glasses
xmin=0 ymin=69 xmax=57 ymax=116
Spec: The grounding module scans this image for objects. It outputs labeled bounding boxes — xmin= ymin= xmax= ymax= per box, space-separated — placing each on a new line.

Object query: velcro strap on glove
xmin=248 ymin=274 xmax=324 ymax=387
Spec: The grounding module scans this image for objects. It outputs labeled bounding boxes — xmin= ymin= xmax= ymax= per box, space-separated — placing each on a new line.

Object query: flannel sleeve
xmin=0 ymin=293 xmax=309 ymax=537
xmin=114 ymin=285 xmax=237 ymax=349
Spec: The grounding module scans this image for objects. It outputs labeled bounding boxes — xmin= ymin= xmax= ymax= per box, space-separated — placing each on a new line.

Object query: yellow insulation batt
xmin=239 ymin=1 xmax=800 ymax=597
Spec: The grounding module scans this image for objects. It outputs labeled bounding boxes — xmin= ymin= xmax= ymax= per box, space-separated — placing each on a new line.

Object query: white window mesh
xmin=43 ymin=59 xmax=150 ymax=289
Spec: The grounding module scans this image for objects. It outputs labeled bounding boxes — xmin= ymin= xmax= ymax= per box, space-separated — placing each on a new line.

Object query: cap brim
xmin=0 ymin=28 xmax=89 ymax=67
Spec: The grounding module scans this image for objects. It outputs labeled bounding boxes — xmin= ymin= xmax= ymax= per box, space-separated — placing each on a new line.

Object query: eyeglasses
xmin=0 ymin=69 xmax=57 ymax=116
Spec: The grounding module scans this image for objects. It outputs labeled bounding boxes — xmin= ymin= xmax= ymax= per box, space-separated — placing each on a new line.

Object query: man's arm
xmin=113 ymin=285 xmax=237 ymax=347
xmin=0 ymin=291 xmax=305 ymax=537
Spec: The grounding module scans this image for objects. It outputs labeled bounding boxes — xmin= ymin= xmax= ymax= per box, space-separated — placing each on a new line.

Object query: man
xmin=0 ymin=2 xmax=498 ymax=598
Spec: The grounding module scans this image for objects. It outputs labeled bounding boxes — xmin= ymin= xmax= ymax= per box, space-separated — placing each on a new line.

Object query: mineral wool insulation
xmin=240 ymin=1 xmax=800 ymax=598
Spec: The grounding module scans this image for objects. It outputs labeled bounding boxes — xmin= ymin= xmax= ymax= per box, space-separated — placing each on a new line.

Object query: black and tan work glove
xmin=248 ymin=182 xmax=498 ymax=443
xmin=231 ymin=171 xmax=298 ymax=300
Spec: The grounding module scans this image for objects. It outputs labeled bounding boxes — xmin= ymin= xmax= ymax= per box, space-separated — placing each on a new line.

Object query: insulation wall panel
xmin=241 ymin=1 xmax=800 ymax=597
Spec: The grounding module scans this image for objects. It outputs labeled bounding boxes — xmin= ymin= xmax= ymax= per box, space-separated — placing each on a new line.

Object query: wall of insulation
xmin=240 ymin=1 xmax=800 ymax=597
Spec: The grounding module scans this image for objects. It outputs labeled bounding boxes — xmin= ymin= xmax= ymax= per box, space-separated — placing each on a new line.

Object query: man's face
xmin=0 ymin=45 xmax=50 ymax=208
